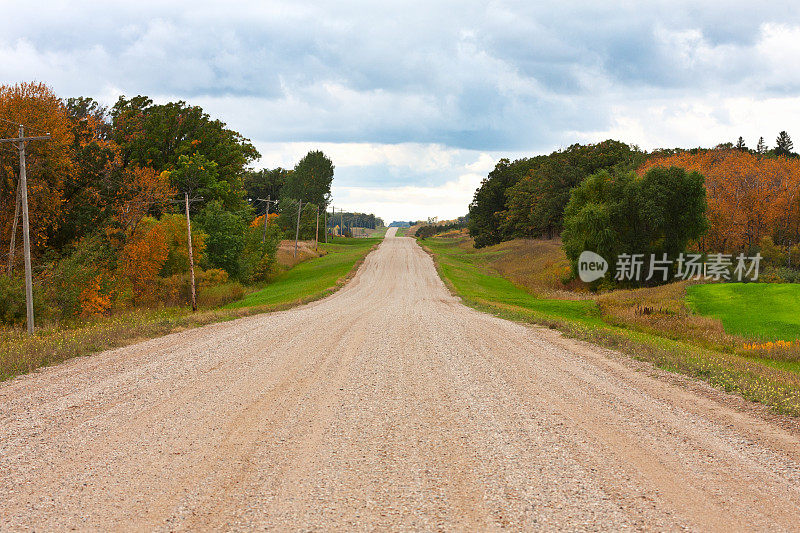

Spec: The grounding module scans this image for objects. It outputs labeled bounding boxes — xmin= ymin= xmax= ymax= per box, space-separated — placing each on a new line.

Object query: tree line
xmin=467 ymin=134 xmax=800 ymax=285
xmin=0 ymin=82 xmax=378 ymax=325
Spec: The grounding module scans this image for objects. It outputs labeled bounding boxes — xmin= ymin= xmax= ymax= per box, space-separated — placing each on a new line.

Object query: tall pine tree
xmin=775 ymin=131 xmax=794 ymax=157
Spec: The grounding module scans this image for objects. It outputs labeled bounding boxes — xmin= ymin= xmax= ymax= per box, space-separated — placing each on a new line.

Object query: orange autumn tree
xmin=0 ymin=82 xmax=73 ymax=262
xmin=111 ymin=167 xmax=174 ymax=239
xmin=119 ymin=217 xmax=169 ymax=305
xmin=638 ymin=149 xmax=800 ymax=252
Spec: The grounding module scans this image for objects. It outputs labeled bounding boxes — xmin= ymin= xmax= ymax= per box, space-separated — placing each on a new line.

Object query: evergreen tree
xmin=775 ymin=131 xmax=795 ymax=157
xmin=735 ymin=136 xmax=747 ymax=151
xmin=756 ymin=136 xmax=766 ymax=154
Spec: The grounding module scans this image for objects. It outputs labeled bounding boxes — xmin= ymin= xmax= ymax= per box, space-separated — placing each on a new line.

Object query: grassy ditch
xmin=423 ymin=237 xmax=800 ymax=416
xmin=0 ymin=236 xmax=380 ymax=382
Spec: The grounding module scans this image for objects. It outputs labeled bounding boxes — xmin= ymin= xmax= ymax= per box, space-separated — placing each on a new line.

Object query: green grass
xmin=423 ymin=237 xmax=800 ymax=416
xmin=425 ymin=239 xmax=600 ymax=325
xmin=229 ymin=237 xmax=380 ymax=308
xmin=687 ymin=283 xmax=800 ymax=341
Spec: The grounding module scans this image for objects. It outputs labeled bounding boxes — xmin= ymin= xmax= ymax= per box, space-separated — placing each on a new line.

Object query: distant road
xmin=1 ymin=228 xmax=799 ymax=530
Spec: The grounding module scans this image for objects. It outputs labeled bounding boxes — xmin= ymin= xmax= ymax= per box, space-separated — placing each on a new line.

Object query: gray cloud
xmin=1 ymin=0 xmax=799 ymax=154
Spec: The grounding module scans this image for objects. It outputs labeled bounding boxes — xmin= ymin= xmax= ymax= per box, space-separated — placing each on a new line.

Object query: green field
xmin=687 ymin=283 xmax=800 ymax=341
xmin=423 ymin=236 xmax=800 ymax=416
xmin=229 ymin=237 xmax=380 ymax=308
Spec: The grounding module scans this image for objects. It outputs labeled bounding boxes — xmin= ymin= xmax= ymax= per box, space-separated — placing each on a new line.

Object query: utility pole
xmin=324 ymin=206 xmax=328 ymax=244
xmin=340 ymin=208 xmax=344 ymax=238
xmin=172 ymin=193 xmax=202 ymax=311
xmin=184 ymin=192 xmax=197 ymax=312
xmin=0 ymin=125 xmax=51 ymax=335
xmin=315 ymin=205 xmax=320 ymax=251
xmin=258 ymin=195 xmax=271 ymax=244
xmin=294 ymin=200 xmax=302 ymax=257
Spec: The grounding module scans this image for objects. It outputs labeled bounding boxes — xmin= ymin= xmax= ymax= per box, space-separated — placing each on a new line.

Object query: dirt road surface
xmin=2 ymin=227 xmax=800 ymax=531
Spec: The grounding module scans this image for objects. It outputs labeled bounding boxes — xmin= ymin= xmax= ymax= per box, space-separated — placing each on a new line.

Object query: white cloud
xmin=334 ymin=172 xmax=482 ymax=223
xmin=2 ymin=1 xmax=800 ymax=220
xmin=572 ymin=95 xmax=800 ymax=150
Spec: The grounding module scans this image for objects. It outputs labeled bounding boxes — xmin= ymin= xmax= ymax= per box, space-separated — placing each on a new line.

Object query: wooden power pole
xmin=315 ymin=205 xmax=320 ymax=251
xmin=184 ymin=192 xmax=197 ymax=312
xmin=0 ymin=125 xmax=51 ymax=335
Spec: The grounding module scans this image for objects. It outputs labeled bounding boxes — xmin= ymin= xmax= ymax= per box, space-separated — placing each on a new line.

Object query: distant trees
xmin=639 ymin=148 xmax=800 ymax=251
xmin=326 ymin=211 xmax=383 ymax=231
xmin=416 ymin=220 xmax=467 ymax=239
xmin=468 ymin=157 xmax=534 ymax=247
xmin=735 ymin=136 xmax=747 ymax=151
xmin=468 ymin=140 xmax=644 ymax=248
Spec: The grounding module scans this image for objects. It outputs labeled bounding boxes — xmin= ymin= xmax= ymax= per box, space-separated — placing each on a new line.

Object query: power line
xmin=0 ymin=117 xmax=50 ymax=136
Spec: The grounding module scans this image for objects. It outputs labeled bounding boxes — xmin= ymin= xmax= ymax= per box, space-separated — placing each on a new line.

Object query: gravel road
xmin=2 ymin=227 xmax=800 ymax=531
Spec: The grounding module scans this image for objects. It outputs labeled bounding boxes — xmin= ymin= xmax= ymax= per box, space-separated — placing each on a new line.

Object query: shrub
xmin=199 ymin=268 xmax=229 ymax=288
xmin=196 ymin=282 xmax=245 ymax=307
xmin=759 ymin=236 xmax=786 ymax=267
xmin=157 ymin=268 xmax=230 ymax=306
xmin=0 ymin=275 xmax=48 ymax=326
xmin=759 ymin=266 xmax=800 ymax=283
xmin=159 ymin=213 xmax=206 ymax=277
xmin=45 ymin=232 xmax=115 ymax=319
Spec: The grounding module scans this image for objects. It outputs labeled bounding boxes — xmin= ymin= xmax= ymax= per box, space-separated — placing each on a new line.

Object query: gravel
xmin=1 ymin=226 xmax=799 ymax=531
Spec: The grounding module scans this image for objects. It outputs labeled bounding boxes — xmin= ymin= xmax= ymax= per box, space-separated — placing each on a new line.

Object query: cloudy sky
xmin=2 ymin=1 xmax=799 ymax=222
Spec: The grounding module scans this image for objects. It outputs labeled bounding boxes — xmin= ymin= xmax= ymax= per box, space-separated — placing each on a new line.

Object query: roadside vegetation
xmin=0 ymin=81 xmax=385 ymax=380
xmin=419 ymin=133 xmax=800 ymax=415
xmin=228 ymin=237 xmax=380 ymax=309
xmin=423 ymin=235 xmax=800 ymax=416
xmin=0 ymin=236 xmax=378 ymax=381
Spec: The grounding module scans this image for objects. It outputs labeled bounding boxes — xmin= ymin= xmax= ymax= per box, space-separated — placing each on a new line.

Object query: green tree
xmin=468 ymin=157 xmax=535 ymax=247
xmin=502 ymin=140 xmax=643 ymax=241
xmin=756 ymin=137 xmax=767 ymax=154
xmin=562 ymin=167 xmax=707 ymax=284
xmin=735 ymin=136 xmax=747 ymax=151
xmin=280 ymin=151 xmax=334 ymax=207
xmin=244 ymin=168 xmax=289 ymax=205
xmin=504 ymin=156 xmax=585 ymax=239
xmin=562 ymin=170 xmax=640 ymax=280
xmin=110 ymin=96 xmax=259 ymax=210
xmin=197 ymin=201 xmax=247 ymax=279
xmin=636 ymin=166 xmax=708 ymax=259
xmin=775 ymin=131 xmax=795 ymax=157
xmin=169 ymin=153 xmax=240 ymax=210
